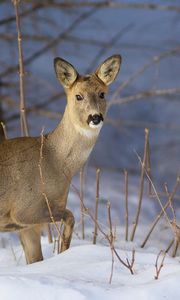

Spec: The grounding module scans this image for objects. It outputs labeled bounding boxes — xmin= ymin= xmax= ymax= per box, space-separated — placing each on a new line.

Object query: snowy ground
xmin=0 ymin=168 xmax=179 ymax=300
xmin=0 ymin=234 xmax=180 ymax=300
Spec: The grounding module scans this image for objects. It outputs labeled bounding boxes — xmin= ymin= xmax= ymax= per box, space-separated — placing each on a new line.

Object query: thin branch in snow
xmin=107 ymin=201 xmax=115 ymax=284
xmin=93 ymin=168 xmax=100 ymax=245
xmin=80 ymin=167 xmax=85 ymax=240
xmin=131 ymin=128 xmax=149 ymax=241
xmin=154 ymin=250 xmax=166 ymax=280
xmin=141 ymin=173 xmax=180 ymax=248
xmin=124 ymin=170 xmax=129 ymax=241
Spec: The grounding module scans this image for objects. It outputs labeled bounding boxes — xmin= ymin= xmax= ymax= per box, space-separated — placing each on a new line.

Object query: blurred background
xmin=0 ymin=0 xmax=180 ymax=189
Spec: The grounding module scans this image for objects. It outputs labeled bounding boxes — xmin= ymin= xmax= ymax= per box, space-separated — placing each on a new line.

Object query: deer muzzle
xmin=87 ymin=114 xmax=104 ymax=128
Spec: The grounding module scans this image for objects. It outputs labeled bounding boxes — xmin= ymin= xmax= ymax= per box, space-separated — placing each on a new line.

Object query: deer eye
xmin=99 ymin=92 xmax=105 ymax=99
xmin=76 ymin=94 xmax=83 ymax=101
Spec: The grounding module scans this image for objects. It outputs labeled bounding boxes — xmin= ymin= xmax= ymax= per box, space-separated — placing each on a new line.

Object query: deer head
xmin=54 ymin=54 xmax=121 ymax=137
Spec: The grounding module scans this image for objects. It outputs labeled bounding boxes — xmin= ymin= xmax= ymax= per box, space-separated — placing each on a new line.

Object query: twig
xmin=1 ymin=8 xmax=97 ymax=78
xmin=131 ymin=128 xmax=149 ymax=241
xmin=154 ymin=250 xmax=166 ymax=280
xmin=0 ymin=122 xmax=8 ymax=139
xmin=107 ymin=201 xmax=114 ymax=284
xmin=110 ymin=87 xmax=180 ymax=107
xmin=138 ymin=156 xmax=175 ymax=230
xmin=40 ymin=1 xmax=180 ymax=13
xmin=93 ymin=168 xmax=100 ymax=244
xmin=47 ymin=224 xmax=53 ymax=244
xmin=13 ymin=0 xmax=29 ymax=136
xmin=165 ymin=238 xmax=174 ymax=254
xmin=80 ymin=168 xmax=85 ymax=240
xmin=168 ymin=189 xmax=180 ymax=257
xmin=38 ymin=128 xmax=62 ymax=249
xmin=70 ymin=180 xmax=135 ymax=277
xmin=0 ymin=3 xmax=43 ymax=26
xmin=126 ymin=249 xmax=136 ymax=271
xmin=110 ymin=46 xmax=180 ymax=104
xmin=146 ymin=138 xmax=152 ymax=196
xmin=124 ymin=170 xmax=129 ymax=241
xmin=86 ymin=23 xmax=133 ymax=73
xmin=141 ymin=174 xmax=180 ymax=248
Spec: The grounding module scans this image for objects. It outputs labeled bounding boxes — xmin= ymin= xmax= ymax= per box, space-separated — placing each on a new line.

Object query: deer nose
xmin=92 ymin=114 xmax=101 ymax=125
xmin=91 ymin=114 xmax=103 ymax=125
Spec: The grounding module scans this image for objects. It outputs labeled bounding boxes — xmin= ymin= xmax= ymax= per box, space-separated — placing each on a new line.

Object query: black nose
xmin=91 ymin=114 xmax=103 ymax=125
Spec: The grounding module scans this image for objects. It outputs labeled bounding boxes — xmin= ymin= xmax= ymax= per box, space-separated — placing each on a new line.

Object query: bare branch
xmin=131 ymin=128 xmax=149 ymax=241
xmin=93 ymin=168 xmax=100 ymax=245
xmin=0 ymin=122 xmax=8 ymax=140
xmin=124 ymin=170 xmax=129 ymax=241
xmin=1 ymin=7 xmax=97 ymax=78
xmin=110 ymin=88 xmax=180 ymax=107
xmin=0 ymin=3 xmax=43 ymax=26
xmin=141 ymin=175 xmax=180 ymax=248
xmin=110 ymin=46 xmax=180 ymax=104
xmin=38 ymin=1 xmax=180 ymax=13
xmin=154 ymin=250 xmax=166 ymax=280
xmin=80 ymin=168 xmax=85 ymax=240
xmin=13 ymin=0 xmax=29 ymax=136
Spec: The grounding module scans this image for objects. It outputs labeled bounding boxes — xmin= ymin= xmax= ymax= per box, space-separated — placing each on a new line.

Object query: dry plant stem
xmin=107 ymin=201 xmax=113 ymax=244
xmin=47 ymin=223 xmax=53 ymax=244
xmin=126 ymin=249 xmax=136 ymax=272
xmin=93 ymin=168 xmax=100 ymax=244
xmin=172 ymin=239 xmax=179 ymax=257
xmin=80 ymin=168 xmax=85 ymax=240
xmin=38 ymin=128 xmax=62 ymax=245
xmin=146 ymin=139 xmax=152 ymax=196
xmin=131 ymin=128 xmax=149 ymax=241
xmin=57 ymin=220 xmax=63 ymax=254
xmin=70 ymin=181 xmax=134 ymax=275
xmin=141 ymin=175 xmax=180 ymax=248
xmin=168 ymin=190 xmax=180 ymax=256
xmin=124 ymin=170 xmax=129 ymax=241
xmin=154 ymin=250 xmax=166 ymax=280
xmin=13 ymin=0 xmax=29 ymax=136
xmin=141 ymin=159 xmax=175 ymax=227
xmin=165 ymin=238 xmax=174 ymax=253
xmin=107 ymin=201 xmax=114 ymax=284
xmin=0 ymin=122 xmax=8 ymax=139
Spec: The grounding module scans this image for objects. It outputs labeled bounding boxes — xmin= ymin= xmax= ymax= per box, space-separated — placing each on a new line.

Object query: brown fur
xmin=0 ymin=55 xmax=121 ymax=263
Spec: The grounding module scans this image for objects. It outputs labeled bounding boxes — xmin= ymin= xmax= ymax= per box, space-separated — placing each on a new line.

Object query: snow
xmin=0 ymin=168 xmax=179 ymax=300
xmin=0 ymin=238 xmax=180 ymax=300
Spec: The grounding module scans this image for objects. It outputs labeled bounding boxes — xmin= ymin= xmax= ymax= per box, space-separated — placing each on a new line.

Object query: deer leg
xmin=19 ymin=225 xmax=43 ymax=264
xmin=14 ymin=207 xmax=75 ymax=256
xmin=60 ymin=209 xmax=75 ymax=253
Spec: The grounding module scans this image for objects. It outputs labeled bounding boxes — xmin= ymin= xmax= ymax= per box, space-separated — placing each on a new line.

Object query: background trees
xmin=0 ymin=0 xmax=180 ymax=187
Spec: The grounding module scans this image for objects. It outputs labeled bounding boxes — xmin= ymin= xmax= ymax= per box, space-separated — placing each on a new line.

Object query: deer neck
xmin=47 ymin=107 xmax=99 ymax=177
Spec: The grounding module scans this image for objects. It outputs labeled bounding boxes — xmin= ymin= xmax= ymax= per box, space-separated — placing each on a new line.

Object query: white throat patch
xmin=89 ymin=120 xmax=103 ymax=130
xmin=74 ymin=122 xmax=103 ymax=138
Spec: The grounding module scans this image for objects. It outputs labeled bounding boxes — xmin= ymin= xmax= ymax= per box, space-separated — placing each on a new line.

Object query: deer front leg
xmin=19 ymin=225 xmax=43 ymax=264
xmin=60 ymin=209 xmax=75 ymax=253
xmin=16 ymin=208 xmax=75 ymax=258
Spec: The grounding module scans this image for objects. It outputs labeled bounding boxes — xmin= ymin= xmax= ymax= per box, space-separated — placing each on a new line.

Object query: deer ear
xmin=95 ymin=54 xmax=121 ymax=86
xmin=54 ymin=57 xmax=78 ymax=88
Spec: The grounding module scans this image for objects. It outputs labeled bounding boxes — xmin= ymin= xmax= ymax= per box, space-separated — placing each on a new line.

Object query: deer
xmin=0 ymin=54 xmax=121 ymax=264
